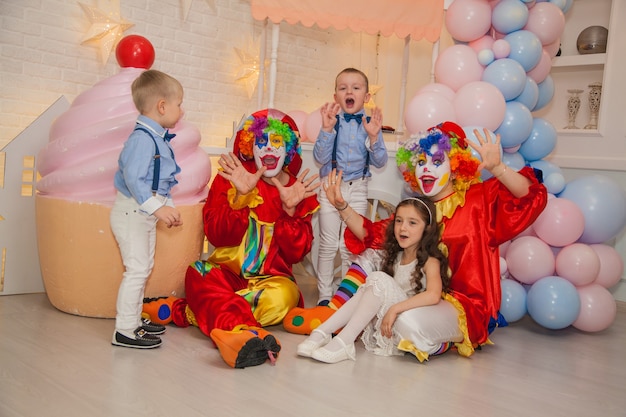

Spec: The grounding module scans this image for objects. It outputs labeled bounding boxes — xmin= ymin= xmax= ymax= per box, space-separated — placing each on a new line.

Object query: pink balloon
xmin=434 ymin=45 xmax=484 ymax=92
xmin=304 ymin=108 xmax=322 ymax=144
xmin=524 ymin=2 xmax=565 ymax=45
xmin=416 ymin=83 xmax=456 ymax=101
xmin=445 ymin=0 xmax=493 ymax=42
xmin=543 ymin=38 xmax=561 ymax=57
xmin=492 ymin=39 xmax=511 ymax=59
xmin=453 ymin=81 xmax=506 ymax=131
xmin=590 ymin=244 xmax=625 ymax=288
xmin=499 ymin=240 xmax=511 ymax=257
xmin=555 ymin=243 xmax=600 ymax=287
xmin=287 ymin=110 xmax=309 ymax=141
xmin=505 ymin=236 xmax=555 ymax=284
xmin=526 ymin=49 xmax=552 ymax=84
xmin=404 ymin=92 xmax=456 ymax=134
xmin=532 ymin=197 xmax=584 ymax=247
xmin=469 ymin=35 xmax=496 ymax=54
xmin=572 ymin=284 xmax=617 ymax=332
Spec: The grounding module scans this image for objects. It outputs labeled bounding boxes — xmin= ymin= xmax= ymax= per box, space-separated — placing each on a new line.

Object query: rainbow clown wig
xmin=233 ymin=108 xmax=302 ymax=175
xmin=396 ymin=121 xmax=482 ymax=194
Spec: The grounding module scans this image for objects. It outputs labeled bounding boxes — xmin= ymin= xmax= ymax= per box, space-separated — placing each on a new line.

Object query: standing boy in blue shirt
xmin=312 ymin=67 xmax=388 ymax=306
xmin=110 ymin=70 xmax=184 ymax=348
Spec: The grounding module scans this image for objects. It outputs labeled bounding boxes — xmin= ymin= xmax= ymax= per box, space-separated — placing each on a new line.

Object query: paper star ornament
xmin=365 ymin=84 xmax=383 ymax=110
xmin=234 ymin=42 xmax=264 ymax=99
xmin=79 ymin=0 xmax=134 ymax=64
xmin=180 ymin=0 xmax=216 ymax=21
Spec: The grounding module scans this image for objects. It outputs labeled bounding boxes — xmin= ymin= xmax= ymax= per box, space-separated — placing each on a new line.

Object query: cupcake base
xmin=35 ymin=195 xmax=205 ymax=318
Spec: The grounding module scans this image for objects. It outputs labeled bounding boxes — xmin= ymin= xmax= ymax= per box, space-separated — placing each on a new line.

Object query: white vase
xmin=584 ymin=82 xmax=602 ymax=130
xmin=564 ymin=89 xmax=583 ymax=129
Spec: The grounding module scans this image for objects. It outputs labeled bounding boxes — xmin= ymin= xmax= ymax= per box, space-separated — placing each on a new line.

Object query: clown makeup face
xmin=415 ymin=144 xmax=452 ymax=198
xmin=253 ymin=132 xmax=287 ymax=177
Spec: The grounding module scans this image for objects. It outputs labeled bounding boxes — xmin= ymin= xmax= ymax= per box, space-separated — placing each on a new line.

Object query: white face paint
xmin=253 ymin=132 xmax=287 ymax=178
xmin=415 ymin=144 xmax=451 ymax=197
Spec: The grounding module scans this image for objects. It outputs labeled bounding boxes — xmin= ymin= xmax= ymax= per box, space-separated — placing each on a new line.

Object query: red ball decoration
xmin=115 ymin=35 xmax=155 ymax=69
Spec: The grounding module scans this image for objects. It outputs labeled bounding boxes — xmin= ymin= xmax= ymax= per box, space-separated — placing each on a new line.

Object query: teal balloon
xmin=500 ymin=279 xmax=527 ymax=322
xmin=527 ymin=276 xmax=580 ymax=330
xmin=558 ymin=175 xmax=626 ymax=244
xmin=519 ymin=118 xmax=557 ymax=161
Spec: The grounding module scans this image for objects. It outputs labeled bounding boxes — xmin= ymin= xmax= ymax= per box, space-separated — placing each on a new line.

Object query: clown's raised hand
xmin=467 ymin=128 xmax=502 ymax=173
xmin=217 ymin=152 xmax=266 ymax=196
xmin=270 ymin=168 xmax=320 ymax=216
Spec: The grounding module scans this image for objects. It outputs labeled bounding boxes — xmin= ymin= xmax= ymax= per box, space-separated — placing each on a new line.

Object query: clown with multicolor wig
xmin=170 ymin=109 xmax=320 ymax=368
xmin=285 ymin=122 xmax=547 ymax=361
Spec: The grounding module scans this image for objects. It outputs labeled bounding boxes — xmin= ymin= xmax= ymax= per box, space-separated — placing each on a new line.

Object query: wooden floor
xmin=1 ymin=265 xmax=624 ymax=417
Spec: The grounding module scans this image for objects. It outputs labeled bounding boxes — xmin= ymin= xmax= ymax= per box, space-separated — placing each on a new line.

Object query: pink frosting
xmin=36 ymin=67 xmax=211 ymax=206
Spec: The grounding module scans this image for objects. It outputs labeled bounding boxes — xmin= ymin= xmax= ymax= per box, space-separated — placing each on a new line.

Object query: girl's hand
xmin=322 ymin=169 xmax=346 ymax=209
xmin=380 ymin=307 xmax=399 ymax=338
xmin=364 ymin=107 xmax=383 ymax=142
xmin=320 ymin=102 xmax=341 ymax=132
xmin=270 ymin=168 xmax=320 ymax=215
xmin=466 ymin=128 xmax=502 ymax=173
xmin=217 ymin=152 xmax=265 ymax=196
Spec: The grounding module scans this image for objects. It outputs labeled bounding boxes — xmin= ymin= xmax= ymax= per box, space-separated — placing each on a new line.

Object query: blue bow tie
xmin=164 ymin=130 xmax=176 ymax=142
xmin=344 ymin=113 xmax=363 ymax=124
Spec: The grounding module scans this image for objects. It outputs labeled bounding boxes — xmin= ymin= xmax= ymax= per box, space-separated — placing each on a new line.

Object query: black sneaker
xmin=141 ymin=318 xmax=166 ymax=335
xmin=112 ymin=328 xmax=162 ymax=349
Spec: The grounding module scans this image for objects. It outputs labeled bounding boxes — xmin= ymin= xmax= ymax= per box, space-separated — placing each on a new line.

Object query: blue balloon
xmin=527 ymin=276 xmax=580 ymax=330
xmin=502 ymin=151 xmax=526 ymax=171
xmin=478 ymin=49 xmax=495 ymax=66
xmin=514 ymin=77 xmax=539 ymax=110
xmin=544 ymin=172 xmax=566 ymax=195
xmin=562 ymin=0 xmax=573 ymax=13
xmin=492 ymin=0 xmax=530 ymax=35
xmin=482 ymin=58 xmax=527 ymax=101
xmin=504 ymin=30 xmax=543 ymax=72
xmin=500 ymin=278 xmax=528 ymax=322
xmin=518 ymin=118 xmax=557 ymax=161
xmin=495 ymin=101 xmax=533 ymax=148
xmin=533 ymin=75 xmax=554 ymax=111
xmin=529 ymin=158 xmax=562 ymax=179
xmin=558 ymin=175 xmax=626 ymax=244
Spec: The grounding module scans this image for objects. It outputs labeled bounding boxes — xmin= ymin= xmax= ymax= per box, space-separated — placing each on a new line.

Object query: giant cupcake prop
xmin=36 ymin=35 xmax=211 ymax=318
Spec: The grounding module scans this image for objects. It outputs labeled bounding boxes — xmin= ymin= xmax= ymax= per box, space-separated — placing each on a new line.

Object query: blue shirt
xmin=114 ymin=115 xmax=181 ymax=214
xmin=312 ymin=111 xmax=388 ymax=181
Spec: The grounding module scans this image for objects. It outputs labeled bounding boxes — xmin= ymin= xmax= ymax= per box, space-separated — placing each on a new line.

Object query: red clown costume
xmin=171 ymin=109 xmax=319 ymax=368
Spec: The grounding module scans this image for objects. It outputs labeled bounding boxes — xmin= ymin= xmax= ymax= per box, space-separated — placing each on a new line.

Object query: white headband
xmin=401 ymin=197 xmax=433 ymax=225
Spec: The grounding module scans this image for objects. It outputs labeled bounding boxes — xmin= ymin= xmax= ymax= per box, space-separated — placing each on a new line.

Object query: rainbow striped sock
xmin=432 ymin=341 xmax=453 ymax=356
xmin=328 ymin=263 xmax=367 ymax=311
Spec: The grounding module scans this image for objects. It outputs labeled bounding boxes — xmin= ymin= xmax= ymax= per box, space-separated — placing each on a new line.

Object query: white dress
xmin=359 ymin=255 xmax=424 ymax=356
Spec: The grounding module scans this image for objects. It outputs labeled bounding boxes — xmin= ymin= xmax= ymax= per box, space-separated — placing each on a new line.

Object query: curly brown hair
xmin=379 ymin=197 xmax=450 ymax=294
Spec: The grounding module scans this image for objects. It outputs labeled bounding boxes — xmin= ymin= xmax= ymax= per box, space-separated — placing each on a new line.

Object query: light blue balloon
xmin=549 ymin=0 xmax=567 ymax=11
xmin=527 ymin=276 xmax=580 ymax=330
xmin=504 ymin=30 xmax=543 ymax=72
xmin=558 ymin=175 xmax=626 ymax=244
xmin=561 ymin=0 xmax=573 ymax=13
xmin=482 ymin=58 xmax=527 ymax=101
xmin=544 ymin=172 xmax=566 ymax=195
xmin=500 ymin=278 xmax=528 ymax=323
xmin=502 ymin=151 xmax=526 ymax=171
xmin=495 ymin=101 xmax=533 ymax=148
xmin=533 ymin=75 xmax=554 ymax=112
xmin=519 ymin=118 xmax=557 ymax=161
xmin=492 ymin=0 xmax=530 ymax=35
xmin=529 ymin=159 xmax=562 ymax=179
xmin=514 ymin=77 xmax=539 ymax=110
xmin=478 ymin=49 xmax=495 ymax=66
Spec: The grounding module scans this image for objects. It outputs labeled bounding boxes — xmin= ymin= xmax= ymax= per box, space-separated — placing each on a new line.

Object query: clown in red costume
xmin=171 ymin=109 xmax=320 ymax=368
xmin=285 ymin=122 xmax=547 ymax=360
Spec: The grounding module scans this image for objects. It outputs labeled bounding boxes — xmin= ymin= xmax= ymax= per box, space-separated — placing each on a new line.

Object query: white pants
xmin=110 ymin=192 xmax=158 ymax=332
xmin=316 ymin=177 xmax=369 ymax=301
xmin=394 ymin=299 xmax=463 ymax=355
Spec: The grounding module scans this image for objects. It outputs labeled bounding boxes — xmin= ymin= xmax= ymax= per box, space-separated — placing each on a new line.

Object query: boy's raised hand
xmin=320 ymin=102 xmax=341 ymax=132
xmin=363 ymin=107 xmax=383 ymax=142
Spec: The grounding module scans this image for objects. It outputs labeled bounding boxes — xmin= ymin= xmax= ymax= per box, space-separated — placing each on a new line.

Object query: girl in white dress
xmin=297 ymin=170 xmax=450 ymax=363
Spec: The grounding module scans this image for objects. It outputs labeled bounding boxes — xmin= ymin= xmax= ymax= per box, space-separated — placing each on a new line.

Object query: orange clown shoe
xmin=283 ymin=306 xmax=337 ymax=335
xmin=210 ymin=325 xmax=281 ymax=369
xmin=142 ymin=296 xmax=178 ymax=325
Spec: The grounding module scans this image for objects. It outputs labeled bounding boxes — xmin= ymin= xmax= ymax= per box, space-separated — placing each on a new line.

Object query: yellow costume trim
xmin=397 ymin=339 xmax=430 ymax=363
xmin=434 ymin=188 xmax=467 ymax=223
xmin=443 ymin=292 xmax=475 ymax=358
xmin=185 ymin=305 xmax=198 ymax=327
xmin=227 ymin=185 xmax=263 ymax=210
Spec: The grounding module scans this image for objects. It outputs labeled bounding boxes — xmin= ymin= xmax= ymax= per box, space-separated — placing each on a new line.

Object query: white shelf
xmin=552 ymin=53 xmax=606 ymax=68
